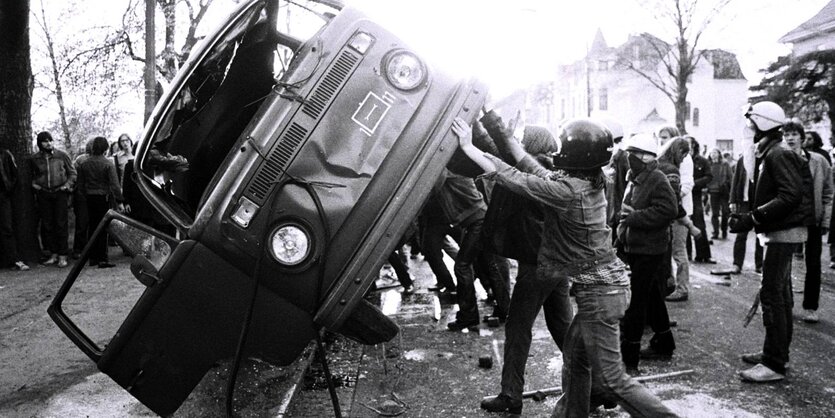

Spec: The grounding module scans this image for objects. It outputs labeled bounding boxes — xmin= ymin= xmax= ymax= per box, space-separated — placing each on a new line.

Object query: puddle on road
xmin=402 ymin=349 xmax=454 ymax=362
xmin=653 ymin=383 xmax=762 ymax=417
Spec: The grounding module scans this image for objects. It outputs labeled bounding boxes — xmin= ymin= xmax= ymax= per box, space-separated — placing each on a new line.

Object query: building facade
xmin=529 ymin=30 xmax=748 ymax=156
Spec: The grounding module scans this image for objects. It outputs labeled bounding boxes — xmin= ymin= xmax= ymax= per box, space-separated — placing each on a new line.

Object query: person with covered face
xmin=453 ymin=116 xmax=677 ymax=417
xmin=731 ymin=101 xmax=812 ymax=382
xmin=28 ymin=131 xmax=76 ymax=268
xmin=616 ymin=134 xmax=679 ymax=372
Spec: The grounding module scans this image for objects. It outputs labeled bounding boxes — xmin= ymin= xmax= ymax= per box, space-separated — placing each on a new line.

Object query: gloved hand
xmin=729 ymin=212 xmax=755 ymax=233
xmin=480 ymin=110 xmax=515 ymax=156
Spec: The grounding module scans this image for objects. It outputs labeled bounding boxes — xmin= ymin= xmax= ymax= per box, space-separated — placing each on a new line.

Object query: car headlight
xmin=269 ymin=224 xmax=311 ymax=266
xmin=383 ymin=50 xmax=426 ymax=91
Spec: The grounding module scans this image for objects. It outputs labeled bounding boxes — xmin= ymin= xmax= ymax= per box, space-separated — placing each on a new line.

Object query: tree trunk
xmin=0 ymin=0 xmax=41 ymax=263
xmin=38 ymin=1 xmax=72 ymax=151
xmin=144 ymin=0 xmax=156 ymax=123
xmin=159 ymin=0 xmax=178 ymax=81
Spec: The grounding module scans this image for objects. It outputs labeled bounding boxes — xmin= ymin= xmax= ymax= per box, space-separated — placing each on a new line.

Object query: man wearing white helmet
xmin=615 ymin=133 xmax=679 ymax=373
xmin=731 ymin=101 xmax=813 ymax=383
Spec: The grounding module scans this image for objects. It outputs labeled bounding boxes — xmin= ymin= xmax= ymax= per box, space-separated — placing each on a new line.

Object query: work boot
xmin=57 ymin=255 xmax=68 ymax=268
xmin=666 ymin=291 xmax=688 ymax=302
xmin=803 ymin=309 xmax=819 ymax=323
xmin=621 ymin=341 xmax=640 ymax=370
xmin=446 ymin=317 xmax=479 ymax=332
xmin=590 ymin=393 xmax=618 ymax=411
xmin=480 ymin=394 xmax=522 ymax=414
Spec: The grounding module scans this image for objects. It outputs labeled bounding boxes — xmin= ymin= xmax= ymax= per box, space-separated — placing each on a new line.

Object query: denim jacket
xmin=487 ymin=155 xmax=617 ymax=276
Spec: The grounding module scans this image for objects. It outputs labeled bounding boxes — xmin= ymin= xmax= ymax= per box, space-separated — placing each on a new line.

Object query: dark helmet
xmin=551 ymin=119 xmax=614 ymax=170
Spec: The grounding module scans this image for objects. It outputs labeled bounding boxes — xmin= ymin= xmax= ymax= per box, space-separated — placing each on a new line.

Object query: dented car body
xmin=48 ymin=0 xmax=485 ymax=415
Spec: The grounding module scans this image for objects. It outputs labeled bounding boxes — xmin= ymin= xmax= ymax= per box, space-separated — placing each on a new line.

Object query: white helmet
xmin=598 ymin=117 xmax=624 ymax=141
xmin=744 ymin=101 xmax=785 ymax=132
xmin=625 ymin=133 xmax=658 ymax=157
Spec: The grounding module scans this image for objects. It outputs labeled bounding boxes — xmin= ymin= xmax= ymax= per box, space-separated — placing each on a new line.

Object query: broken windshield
xmin=138 ymin=0 xmax=340 ymax=224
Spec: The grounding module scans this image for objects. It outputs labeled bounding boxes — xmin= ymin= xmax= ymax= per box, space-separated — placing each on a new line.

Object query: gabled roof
xmin=590 ymin=28 xmax=609 ymax=54
xmin=780 ymin=0 xmax=835 ymax=43
xmin=702 ymin=49 xmax=746 ymax=80
xmin=641 ymin=108 xmax=666 ymax=123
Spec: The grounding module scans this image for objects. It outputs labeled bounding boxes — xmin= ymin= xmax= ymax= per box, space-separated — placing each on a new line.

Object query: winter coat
xmin=617 ymin=160 xmax=678 ymax=255
xmin=750 ymin=136 xmax=814 ymax=234
xmin=707 ymin=160 xmax=732 ymax=194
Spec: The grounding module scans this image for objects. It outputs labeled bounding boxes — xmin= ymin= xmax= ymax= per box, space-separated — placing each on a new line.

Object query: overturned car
xmin=48 ymin=0 xmax=485 ymax=415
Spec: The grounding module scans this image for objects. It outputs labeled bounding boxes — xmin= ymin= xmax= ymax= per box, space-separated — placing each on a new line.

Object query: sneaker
xmin=739 ymin=363 xmax=784 ymax=383
xmin=446 ymin=318 xmax=479 ymax=332
xmin=13 ymin=261 xmax=30 ymax=271
xmin=803 ymin=310 xmax=819 ymax=323
xmin=42 ymin=254 xmax=58 ymax=265
xmin=57 ymin=255 xmax=68 ymax=268
xmin=480 ymin=394 xmax=522 ymax=414
xmin=666 ymin=292 xmax=688 ymax=302
xmin=98 ymin=262 xmax=116 ymax=269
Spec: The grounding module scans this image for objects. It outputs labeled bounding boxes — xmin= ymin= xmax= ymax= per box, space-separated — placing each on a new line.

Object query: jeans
xmin=388 ymin=250 xmax=413 ymax=288
xmin=691 ymin=191 xmax=711 ymax=260
xmin=477 ymin=253 xmax=511 ymax=317
xmin=453 ymin=219 xmax=483 ymax=322
xmin=804 ymin=226 xmax=822 ymax=310
xmin=500 ymin=263 xmax=572 ymax=401
xmin=36 ymin=190 xmax=70 ymax=256
xmin=671 ymin=223 xmax=690 ymax=294
xmin=709 ymin=192 xmax=730 ymax=237
xmin=552 ymin=285 xmax=677 ymax=418
xmin=760 ymin=242 xmax=794 ymax=375
xmin=621 ymin=253 xmax=673 ymax=367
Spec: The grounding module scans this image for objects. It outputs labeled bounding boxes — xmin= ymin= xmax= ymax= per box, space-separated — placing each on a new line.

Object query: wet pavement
xmin=3 ymin=232 xmax=835 ymax=417
xmin=289 ymin=234 xmax=835 ymax=417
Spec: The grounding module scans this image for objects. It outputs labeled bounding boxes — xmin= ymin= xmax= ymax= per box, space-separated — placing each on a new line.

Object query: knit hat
xmin=522 ymin=125 xmax=557 ymax=155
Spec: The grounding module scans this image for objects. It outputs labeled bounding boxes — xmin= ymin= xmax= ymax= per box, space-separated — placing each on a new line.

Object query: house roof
xmin=702 ymin=49 xmax=747 ymax=80
xmin=641 ymin=108 xmax=666 ymax=123
xmin=780 ymin=0 xmax=835 ymax=43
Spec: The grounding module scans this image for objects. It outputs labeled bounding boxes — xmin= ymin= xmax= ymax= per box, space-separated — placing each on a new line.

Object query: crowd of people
xmin=0 ymin=131 xmax=137 ymax=271
xmin=381 ymin=100 xmax=829 ymax=416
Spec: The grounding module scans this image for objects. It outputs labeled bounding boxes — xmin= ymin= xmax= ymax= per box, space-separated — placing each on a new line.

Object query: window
xmin=598 ymin=60 xmax=608 ymax=71
xmin=693 ymin=108 xmax=699 ymax=127
xmin=685 ymin=101 xmax=691 ymax=121
xmin=716 ymin=139 xmax=733 ymax=154
xmin=599 ymin=88 xmax=608 ymax=111
xmin=561 ymin=98 xmax=565 ymax=120
xmin=589 ymin=88 xmax=595 ymax=111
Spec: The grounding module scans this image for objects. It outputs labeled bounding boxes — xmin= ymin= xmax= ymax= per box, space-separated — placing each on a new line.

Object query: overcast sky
xmin=348 ymin=0 xmax=831 ymax=96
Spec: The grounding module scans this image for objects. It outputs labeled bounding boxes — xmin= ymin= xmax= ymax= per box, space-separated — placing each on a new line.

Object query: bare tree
xmin=617 ymin=0 xmax=733 ymax=134
xmin=32 ymin=0 xmax=72 ymax=151
xmin=0 ymin=0 xmax=41 ymax=262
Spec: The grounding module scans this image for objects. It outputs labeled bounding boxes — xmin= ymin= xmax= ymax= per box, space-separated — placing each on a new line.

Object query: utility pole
xmin=144 ymin=0 xmax=156 ymax=123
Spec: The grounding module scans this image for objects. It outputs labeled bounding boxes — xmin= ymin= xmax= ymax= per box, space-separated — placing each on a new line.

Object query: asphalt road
xmin=2 ymin=232 xmax=834 ymax=417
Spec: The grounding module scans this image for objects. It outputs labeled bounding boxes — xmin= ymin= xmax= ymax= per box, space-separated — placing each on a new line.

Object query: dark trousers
xmin=476 ymin=252 xmax=511 ymax=317
xmin=709 ymin=192 xmax=730 ymax=237
xmin=760 ymin=243 xmax=794 ymax=375
xmin=422 ymin=222 xmax=457 ymax=290
xmin=500 ymin=262 xmax=572 ymax=401
xmin=36 ymin=190 xmax=70 ymax=256
xmin=72 ymin=190 xmax=88 ymax=254
xmin=621 ymin=252 xmax=673 ymax=366
xmin=732 ymin=202 xmax=763 ymax=270
xmin=803 ymin=226 xmax=822 ymax=311
xmin=691 ymin=192 xmax=711 ymax=260
xmin=0 ymin=192 xmax=20 ymax=264
xmin=388 ymin=250 xmax=413 ymax=288
xmin=453 ymin=219 xmax=483 ymax=322
xmin=87 ymin=195 xmax=110 ymax=264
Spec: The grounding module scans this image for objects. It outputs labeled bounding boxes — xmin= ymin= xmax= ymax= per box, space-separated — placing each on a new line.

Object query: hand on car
xmin=452 ymin=118 xmax=473 ymax=149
